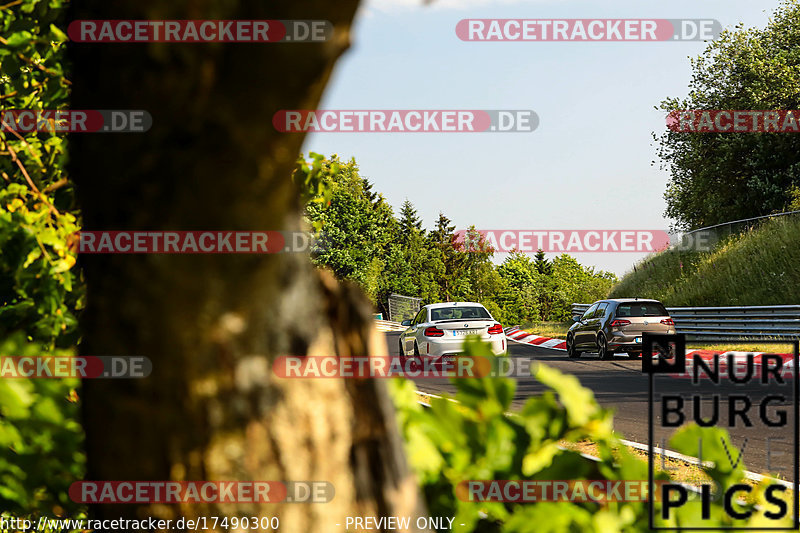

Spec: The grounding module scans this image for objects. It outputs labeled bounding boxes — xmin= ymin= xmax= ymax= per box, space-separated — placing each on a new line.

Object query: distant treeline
xmin=299 ymin=155 xmax=617 ymax=324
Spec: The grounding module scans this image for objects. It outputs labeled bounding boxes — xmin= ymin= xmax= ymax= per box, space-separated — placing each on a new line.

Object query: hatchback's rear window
xmin=615 ymin=302 xmax=669 ymax=317
xmin=431 ymin=306 xmax=491 ymax=321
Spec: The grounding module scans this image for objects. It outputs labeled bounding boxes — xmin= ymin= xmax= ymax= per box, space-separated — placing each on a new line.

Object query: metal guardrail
xmin=662 ymin=209 xmax=800 ymax=253
xmin=375 ymin=319 xmax=406 ymax=332
xmin=388 ymin=293 xmax=422 ymax=323
xmin=682 ymin=209 xmax=800 ymax=238
xmin=571 ymin=303 xmax=800 ymax=340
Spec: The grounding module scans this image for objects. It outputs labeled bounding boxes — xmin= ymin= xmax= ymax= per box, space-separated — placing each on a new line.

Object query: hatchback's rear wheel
xmin=567 ymin=334 xmax=582 ymax=359
xmin=597 ymin=335 xmax=613 ymax=360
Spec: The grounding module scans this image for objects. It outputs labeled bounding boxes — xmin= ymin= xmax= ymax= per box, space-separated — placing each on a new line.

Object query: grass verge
xmin=518 ymin=321 xmax=571 ymax=339
xmin=609 ymin=215 xmax=800 ymax=307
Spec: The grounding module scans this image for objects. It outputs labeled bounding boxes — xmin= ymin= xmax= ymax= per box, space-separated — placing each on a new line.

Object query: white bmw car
xmin=399 ymin=302 xmax=507 ymax=359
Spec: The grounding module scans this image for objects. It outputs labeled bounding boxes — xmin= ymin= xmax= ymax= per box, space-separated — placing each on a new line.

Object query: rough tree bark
xmin=69 ymin=1 xmax=427 ymax=531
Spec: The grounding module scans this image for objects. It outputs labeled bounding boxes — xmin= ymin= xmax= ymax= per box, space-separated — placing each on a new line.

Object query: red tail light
xmin=488 ymin=323 xmax=503 ymax=335
xmin=424 ymin=327 xmax=444 ymax=337
xmin=661 ymin=318 xmax=675 ymax=325
xmin=610 ymin=319 xmax=631 ymax=327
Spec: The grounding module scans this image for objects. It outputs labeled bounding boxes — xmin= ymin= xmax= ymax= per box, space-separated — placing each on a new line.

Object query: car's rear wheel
xmin=597 ymin=335 xmax=613 ymax=360
xmin=407 ymin=342 xmax=421 ymax=371
xmin=567 ymin=334 xmax=582 ymax=359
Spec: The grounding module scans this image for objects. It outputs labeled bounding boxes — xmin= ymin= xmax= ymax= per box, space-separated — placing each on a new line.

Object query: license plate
xmin=635 ymin=337 xmax=642 ymax=343
xmin=453 ymin=330 xmax=472 ymax=336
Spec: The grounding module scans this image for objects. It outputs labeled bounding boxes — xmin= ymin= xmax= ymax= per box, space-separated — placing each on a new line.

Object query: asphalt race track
xmin=385 ymin=332 xmax=797 ymax=480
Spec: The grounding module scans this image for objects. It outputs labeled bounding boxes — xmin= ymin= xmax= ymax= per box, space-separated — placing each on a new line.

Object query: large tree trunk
xmin=69 ymin=1 xmax=426 ymax=530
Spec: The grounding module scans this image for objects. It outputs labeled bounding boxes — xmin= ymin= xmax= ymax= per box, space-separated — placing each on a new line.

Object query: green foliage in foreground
xmin=0 ymin=335 xmax=83 ymax=517
xmin=390 ymin=338 xmax=793 ymax=531
xmin=0 ymin=0 xmax=85 ymax=517
xmin=0 ymin=0 xmax=79 ymax=349
xmin=609 ymin=215 xmax=800 ymax=306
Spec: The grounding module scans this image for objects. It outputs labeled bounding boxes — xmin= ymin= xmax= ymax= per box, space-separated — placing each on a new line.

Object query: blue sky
xmin=302 ymin=0 xmax=779 ymax=275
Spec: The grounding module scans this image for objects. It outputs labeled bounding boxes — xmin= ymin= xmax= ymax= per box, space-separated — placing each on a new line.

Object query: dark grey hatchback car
xmin=566 ymin=298 xmax=675 ymax=359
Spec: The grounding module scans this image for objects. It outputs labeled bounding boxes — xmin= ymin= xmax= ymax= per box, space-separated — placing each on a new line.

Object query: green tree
xmin=380 ymin=237 xmax=443 ymax=307
xmin=397 ymin=199 xmax=424 ymax=243
xmin=379 ymin=208 xmax=444 ymax=309
xmin=657 ymin=0 xmax=800 ymax=229
xmin=496 ymin=253 xmax=543 ymax=323
xmin=533 ymin=249 xmax=552 ymax=276
xmin=426 ymin=213 xmax=464 ymax=301
xmin=428 ymin=212 xmax=455 ymax=245
xmin=550 ymin=255 xmax=617 ymax=320
xmin=305 ymin=156 xmax=396 ymax=285
xmin=450 ymin=226 xmax=498 ymax=303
